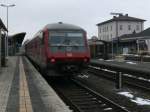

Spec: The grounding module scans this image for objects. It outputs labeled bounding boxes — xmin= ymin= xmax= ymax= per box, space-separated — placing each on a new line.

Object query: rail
xmin=48 ymin=78 xmax=130 ymax=112
xmin=88 ymin=66 xmax=150 ymax=91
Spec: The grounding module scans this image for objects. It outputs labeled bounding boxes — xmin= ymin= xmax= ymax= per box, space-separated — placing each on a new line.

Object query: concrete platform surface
xmin=0 ymin=56 xmax=71 ymax=112
xmin=90 ymin=59 xmax=150 ymax=78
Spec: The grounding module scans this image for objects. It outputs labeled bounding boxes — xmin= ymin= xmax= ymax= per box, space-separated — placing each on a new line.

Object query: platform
xmin=90 ymin=59 xmax=150 ymax=79
xmin=0 ymin=56 xmax=71 ymax=112
xmin=91 ymin=59 xmax=150 ymax=71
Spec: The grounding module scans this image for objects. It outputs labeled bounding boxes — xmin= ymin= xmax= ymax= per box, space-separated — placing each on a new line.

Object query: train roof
xmin=44 ymin=22 xmax=85 ymax=31
xmin=25 ymin=22 xmax=85 ymax=45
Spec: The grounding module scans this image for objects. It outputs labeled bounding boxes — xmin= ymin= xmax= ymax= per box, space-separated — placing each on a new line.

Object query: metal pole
xmin=0 ymin=29 xmax=1 ymax=68
xmin=6 ymin=7 xmax=8 ymax=57
xmin=112 ymin=37 xmax=114 ymax=59
xmin=1 ymin=34 xmax=6 ymax=66
xmin=137 ymin=39 xmax=139 ymax=54
xmin=0 ymin=4 xmax=15 ymax=57
xmin=116 ymin=72 xmax=123 ymax=89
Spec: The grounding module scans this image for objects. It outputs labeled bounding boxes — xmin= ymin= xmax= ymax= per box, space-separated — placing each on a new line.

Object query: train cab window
xmin=49 ymin=33 xmax=65 ymax=46
xmin=49 ymin=32 xmax=86 ymax=52
xmin=50 ymin=32 xmax=84 ymax=46
xmin=67 ymin=33 xmax=84 ymax=46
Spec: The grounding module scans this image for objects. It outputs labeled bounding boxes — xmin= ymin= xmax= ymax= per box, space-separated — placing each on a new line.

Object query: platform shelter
xmin=8 ymin=32 xmax=26 ymax=56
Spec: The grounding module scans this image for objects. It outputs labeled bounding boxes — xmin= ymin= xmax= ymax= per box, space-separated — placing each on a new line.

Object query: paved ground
xmin=0 ymin=57 xmax=19 ymax=112
xmin=0 ymin=56 xmax=71 ymax=112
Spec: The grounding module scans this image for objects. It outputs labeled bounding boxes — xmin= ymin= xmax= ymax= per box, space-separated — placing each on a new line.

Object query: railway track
xmin=48 ymin=78 xmax=130 ymax=112
xmin=88 ymin=66 xmax=150 ymax=91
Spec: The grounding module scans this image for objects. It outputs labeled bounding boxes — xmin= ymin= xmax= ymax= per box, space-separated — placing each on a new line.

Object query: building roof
xmin=88 ymin=39 xmax=110 ymax=45
xmin=9 ymin=32 xmax=26 ymax=39
xmin=9 ymin=32 xmax=26 ymax=44
xmin=114 ymin=27 xmax=150 ymax=42
xmin=97 ymin=14 xmax=146 ymax=26
xmin=0 ymin=18 xmax=7 ymax=31
xmin=121 ymin=27 xmax=150 ymax=38
xmin=44 ymin=22 xmax=85 ymax=31
xmin=137 ymin=27 xmax=150 ymax=37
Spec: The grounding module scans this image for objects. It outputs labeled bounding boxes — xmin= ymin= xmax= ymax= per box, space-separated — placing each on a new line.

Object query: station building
xmin=97 ymin=14 xmax=145 ymax=41
xmin=88 ymin=36 xmax=111 ymax=59
xmin=115 ymin=27 xmax=150 ymax=54
xmin=89 ymin=14 xmax=147 ymax=59
xmin=89 ymin=14 xmax=150 ymax=59
xmin=89 ymin=27 xmax=150 ymax=60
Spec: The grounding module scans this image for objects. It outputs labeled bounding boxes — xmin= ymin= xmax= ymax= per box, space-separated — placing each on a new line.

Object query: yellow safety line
xmin=19 ymin=58 xmax=33 ymax=112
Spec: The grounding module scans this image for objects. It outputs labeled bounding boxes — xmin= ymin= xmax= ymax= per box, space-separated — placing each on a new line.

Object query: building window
xmin=110 ymin=26 xmax=112 ymax=31
xmin=136 ymin=25 xmax=139 ymax=31
xmin=120 ymin=25 xmax=123 ymax=30
xmin=110 ymin=34 xmax=112 ymax=38
xmin=107 ymin=35 xmax=109 ymax=40
xmin=99 ymin=36 xmax=101 ymax=40
xmin=107 ymin=26 xmax=108 ymax=32
xmin=103 ymin=27 xmax=105 ymax=32
xmin=128 ymin=25 xmax=131 ymax=30
xmin=99 ymin=28 xmax=101 ymax=33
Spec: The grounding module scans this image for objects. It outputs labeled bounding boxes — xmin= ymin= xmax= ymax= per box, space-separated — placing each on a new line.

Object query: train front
xmin=47 ymin=29 xmax=90 ymax=72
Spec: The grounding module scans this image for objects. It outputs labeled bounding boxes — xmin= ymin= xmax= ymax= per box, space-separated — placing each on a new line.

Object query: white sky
xmin=0 ymin=0 xmax=150 ymax=41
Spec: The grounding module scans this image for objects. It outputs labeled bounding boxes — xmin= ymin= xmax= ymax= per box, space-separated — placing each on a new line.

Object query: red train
xmin=25 ymin=22 xmax=90 ymax=75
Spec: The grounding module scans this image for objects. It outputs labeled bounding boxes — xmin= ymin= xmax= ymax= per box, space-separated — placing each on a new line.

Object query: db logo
xmin=67 ymin=53 xmax=72 ymax=57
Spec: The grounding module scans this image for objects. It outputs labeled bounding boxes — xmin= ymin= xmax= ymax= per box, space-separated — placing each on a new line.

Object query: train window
xmin=67 ymin=33 xmax=83 ymax=37
xmin=39 ymin=31 xmax=43 ymax=39
xmin=50 ymin=32 xmax=65 ymax=37
xmin=41 ymin=32 xmax=44 ymax=44
xmin=67 ymin=37 xmax=84 ymax=46
xmin=49 ymin=32 xmax=86 ymax=52
xmin=50 ymin=36 xmax=65 ymax=46
xmin=50 ymin=32 xmax=84 ymax=46
xmin=50 ymin=46 xmax=86 ymax=53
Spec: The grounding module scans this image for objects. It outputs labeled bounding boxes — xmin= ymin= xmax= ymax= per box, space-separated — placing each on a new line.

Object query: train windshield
xmin=49 ymin=32 xmax=86 ymax=52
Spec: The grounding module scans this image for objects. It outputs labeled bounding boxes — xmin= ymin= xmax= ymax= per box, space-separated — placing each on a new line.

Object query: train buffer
xmin=0 ymin=56 xmax=71 ymax=112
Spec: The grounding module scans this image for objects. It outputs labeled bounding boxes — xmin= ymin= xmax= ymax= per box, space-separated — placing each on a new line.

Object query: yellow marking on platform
xmin=19 ymin=59 xmax=33 ymax=112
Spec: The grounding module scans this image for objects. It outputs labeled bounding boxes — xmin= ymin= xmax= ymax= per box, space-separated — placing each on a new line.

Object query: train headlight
xmin=51 ymin=58 xmax=55 ymax=63
xmin=84 ymin=58 xmax=88 ymax=62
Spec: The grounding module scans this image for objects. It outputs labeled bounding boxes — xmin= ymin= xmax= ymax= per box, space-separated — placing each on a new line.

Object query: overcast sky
xmin=0 ymin=0 xmax=150 ymax=41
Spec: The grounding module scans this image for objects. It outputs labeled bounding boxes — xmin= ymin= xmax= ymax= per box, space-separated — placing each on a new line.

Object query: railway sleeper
xmin=66 ymin=93 xmax=92 ymax=97
xmin=74 ymin=101 xmax=100 ymax=105
xmin=69 ymin=98 xmax=96 ymax=102
xmin=65 ymin=91 xmax=89 ymax=94
xmin=68 ymin=95 xmax=94 ymax=99
xmin=80 ymin=105 xmax=109 ymax=112
xmin=79 ymin=105 xmax=100 ymax=109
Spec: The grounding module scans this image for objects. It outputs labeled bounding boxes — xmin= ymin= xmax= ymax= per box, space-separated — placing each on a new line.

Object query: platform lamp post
xmin=111 ymin=37 xmax=114 ymax=59
xmin=0 ymin=4 xmax=15 ymax=57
